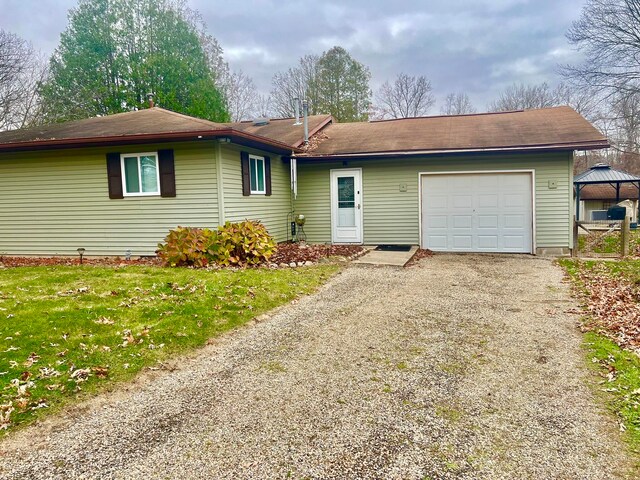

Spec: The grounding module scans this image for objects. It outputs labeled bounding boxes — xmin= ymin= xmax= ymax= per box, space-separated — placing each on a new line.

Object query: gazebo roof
xmin=574 ymin=163 xmax=640 ymax=184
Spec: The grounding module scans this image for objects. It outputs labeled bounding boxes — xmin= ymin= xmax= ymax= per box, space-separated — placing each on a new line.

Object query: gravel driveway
xmin=0 ymin=254 xmax=633 ymax=479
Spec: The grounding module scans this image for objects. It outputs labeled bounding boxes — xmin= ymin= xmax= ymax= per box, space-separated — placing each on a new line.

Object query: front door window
xmin=337 ymin=176 xmax=356 ymax=227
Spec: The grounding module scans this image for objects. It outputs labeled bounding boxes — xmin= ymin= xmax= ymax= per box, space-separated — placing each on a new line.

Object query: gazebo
xmin=574 ymin=164 xmax=640 ymax=221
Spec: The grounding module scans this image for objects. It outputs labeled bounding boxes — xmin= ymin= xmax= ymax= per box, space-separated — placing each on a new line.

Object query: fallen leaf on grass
xmin=91 ymin=366 xmax=108 ymax=378
xmin=69 ymin=368 xmax=91 ymax=382
xmin=94 ymin=316 xmax=114 ymax=325
xmin=38 ymin=367 xmax=61 ymax=379
xmin=23 ymin=352 xmax=40 ymax=367
xmin=0 ymin=402 xmax=14 ymax=430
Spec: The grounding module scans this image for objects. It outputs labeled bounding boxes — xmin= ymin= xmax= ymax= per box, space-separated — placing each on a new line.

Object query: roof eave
xmin=0 ymin=129 xmax=302 ymax=155
xmin=295 ymin=140 xmax=610 ymax=160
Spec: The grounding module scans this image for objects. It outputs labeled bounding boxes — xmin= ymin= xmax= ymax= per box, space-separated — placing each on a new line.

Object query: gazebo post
xmin=616 ymin=182 xmax=621 ymax=203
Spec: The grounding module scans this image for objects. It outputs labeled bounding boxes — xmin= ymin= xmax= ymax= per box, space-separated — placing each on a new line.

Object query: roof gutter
xmin=293 ymin=140 xmax=610 ymax=161
xmin=0 ymin=128 xmax=303 ymax=155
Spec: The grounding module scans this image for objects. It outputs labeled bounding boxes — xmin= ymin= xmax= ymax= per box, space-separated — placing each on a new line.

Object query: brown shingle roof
xmin=580 ymin=184 xmax=640 ymax=201
xmin=0 ymin=106 xmax=607 ymax=157
xmin=0 ymin=108 xmax=302 ymax=154
xmin=227 ymin=115 xmax=332 ymax=148
xmin=303 ymin=106 xmax=608 ymax=157
xmin=0 ymin=108 xmax=225 ymax=143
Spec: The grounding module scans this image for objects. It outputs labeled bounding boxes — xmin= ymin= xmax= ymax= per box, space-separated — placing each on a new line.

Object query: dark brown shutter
xmin=158 ymin=149 xmax=176 ymax=197
xmin=241 ymin=151 xmax=250 ymax=196
xmin=106 ymin=152 xmax=123 ymax=199
xmin=264 ymin=156 xmax=272 ymax=196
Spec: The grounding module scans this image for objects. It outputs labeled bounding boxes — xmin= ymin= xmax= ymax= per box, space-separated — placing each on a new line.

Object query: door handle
xmin=357 ymin=204 xmax=361 ymax=210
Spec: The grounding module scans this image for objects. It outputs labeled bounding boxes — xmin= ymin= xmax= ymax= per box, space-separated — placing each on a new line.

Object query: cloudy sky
xmin=0 ymin=0 xmax=588 ymax=111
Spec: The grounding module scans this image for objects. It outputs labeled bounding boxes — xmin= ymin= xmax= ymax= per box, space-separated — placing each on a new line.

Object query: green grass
xmin=584 ymin=332 xmax=640 ymax=454
xmin=560 ymin=258 xmax=640 ymax=454
xmin=576 ymin=229 xmax=640 ymax=255
xmin=559 ymin=257 xmax=640 ymax=284
xmin=0 ymin=264 xmax=338 ymax=433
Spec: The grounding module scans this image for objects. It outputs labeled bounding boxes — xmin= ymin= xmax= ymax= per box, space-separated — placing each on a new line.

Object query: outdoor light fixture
xmin=125 ymin=249 xmax=132 ymax=261
xmin=77 ymin=247 xmax=86 ymax=265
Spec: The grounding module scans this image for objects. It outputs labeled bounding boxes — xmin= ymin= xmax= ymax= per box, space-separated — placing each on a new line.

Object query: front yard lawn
xmin=560 ymin=259 xmax=640 ymax=453
xmin=0 ymin=264 xmax=337 ymax=433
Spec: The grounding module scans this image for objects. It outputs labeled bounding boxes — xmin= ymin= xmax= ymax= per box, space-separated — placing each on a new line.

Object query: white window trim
xmin=249 ymin=154 xmax=266 ymax=195
xmin=120 ymin=152 xmax=161 ymax=197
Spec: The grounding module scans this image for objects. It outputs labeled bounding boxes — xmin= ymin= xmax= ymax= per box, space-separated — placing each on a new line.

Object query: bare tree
xmin=563 ymin=0 xmax=640 ymax=97
xmin=0 ymin=30 xmax=47 ymax=131
xmin=222 ymin=70 xmax=259 ymax=122
xmin=488 ymin=82 xmax=560 ymax=112
xmin=374 ymin=73 xmax=435 ymax=119
xmin=270 ymin=54 xmax=320 ymax=118
xmin=440 ymin=92 xmax=476 ymax=115
xmin=253 ymin=94 xmax=274 ymax=118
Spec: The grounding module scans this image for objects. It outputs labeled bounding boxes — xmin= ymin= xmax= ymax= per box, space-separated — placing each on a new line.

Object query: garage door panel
xmin=503 ymin=235 xmax=526 ymax=249
xmin=422 ymin=172 xmax=532 ymax=253
xmin=452 ymin=236 xmax=473 ymax=249
xmin=450 ymin=176 xmax=474 ymax=189
xmin=477 ymin=236 xmax=499 ymax=249
xmin=478 ymin=215 xmax=498 ymax=229
xmin=426 ymin=194 xmax=448 ymax=209
xmin=478 ymin=194 xmax=499 ymax=208
xmin=453 ymin=195 xmax=472 ymax=209
xmin=427 ymin=235 xmax=447 ymax=249
xmin=452 ymin=215 xmax=473 ymax=229
xmin=428 ymin=215 xmax=448 ymax=228
xmin=504 ymin=214 xmax=525 ymax=228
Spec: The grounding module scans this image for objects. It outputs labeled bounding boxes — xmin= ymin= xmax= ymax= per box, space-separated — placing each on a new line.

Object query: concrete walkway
xmin=352 ymin=245 xmax=418 ymax=266
xmin=0 ymin=255 xmax=633 ymax=479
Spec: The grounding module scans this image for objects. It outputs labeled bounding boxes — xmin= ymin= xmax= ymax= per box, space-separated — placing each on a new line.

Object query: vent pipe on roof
xmin=293 ymin=98 xmax=301 ymax=125
xmin=303 ymin=99 xmax=309 ymax=145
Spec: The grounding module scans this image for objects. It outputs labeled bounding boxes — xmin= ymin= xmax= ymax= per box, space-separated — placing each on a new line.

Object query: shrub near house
xmin=157 ymin=221 xmax=276 ymax=267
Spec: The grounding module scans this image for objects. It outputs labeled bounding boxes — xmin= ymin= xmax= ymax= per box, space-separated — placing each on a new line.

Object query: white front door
xmin=421 ymin=172 xmax=533 ymax=253
xmin=331 ymin=169 xmax=363 ymax=244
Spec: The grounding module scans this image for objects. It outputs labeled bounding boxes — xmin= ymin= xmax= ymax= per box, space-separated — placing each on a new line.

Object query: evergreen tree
xmin=40 ymin=0 xmax=228 ymax=122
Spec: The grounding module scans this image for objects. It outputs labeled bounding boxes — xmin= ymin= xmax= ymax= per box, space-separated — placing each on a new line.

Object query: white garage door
xmin=421 ymin=172 xmax=533 ymax=253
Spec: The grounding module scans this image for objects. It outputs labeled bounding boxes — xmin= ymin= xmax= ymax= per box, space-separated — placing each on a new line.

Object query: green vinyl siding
xmin=219 ymin=144 xmax=291 ymax=241
xmin=0 ymin=142 xmax=219 ymax=256
xmin=293 ymin=152 xmax=573 ymax=249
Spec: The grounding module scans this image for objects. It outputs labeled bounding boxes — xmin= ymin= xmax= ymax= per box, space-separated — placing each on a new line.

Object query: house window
xmin=121 ymin=153 xmax=160 ymax=196
xmin=249 ymin=155 xmax=266 ymax=194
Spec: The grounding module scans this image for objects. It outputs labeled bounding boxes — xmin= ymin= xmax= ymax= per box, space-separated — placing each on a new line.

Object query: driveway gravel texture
xmin=0 ymin=254 xmax=633 ymax=479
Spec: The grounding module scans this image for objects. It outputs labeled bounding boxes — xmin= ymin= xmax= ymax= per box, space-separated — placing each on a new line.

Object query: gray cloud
xmin=0 ymin=0 xmax=588 ymax=112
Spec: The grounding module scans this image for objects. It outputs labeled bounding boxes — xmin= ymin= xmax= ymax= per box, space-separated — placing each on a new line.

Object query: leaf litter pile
xmin=569 ymin=261 xmax=640 ymax=353
xmin=269 ymin=243 xmax=364 ymax=265
xmin=0 ymin=264 xmax=336 ymax=432
xmin=0 ymin=243 xmax=364 ymax=270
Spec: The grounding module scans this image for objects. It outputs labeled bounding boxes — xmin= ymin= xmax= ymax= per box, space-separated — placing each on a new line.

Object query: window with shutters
xmin=120 ymin=152 xmax=160 ymax=196
xmin=249 ymin=154 xmax=266 ymax=194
